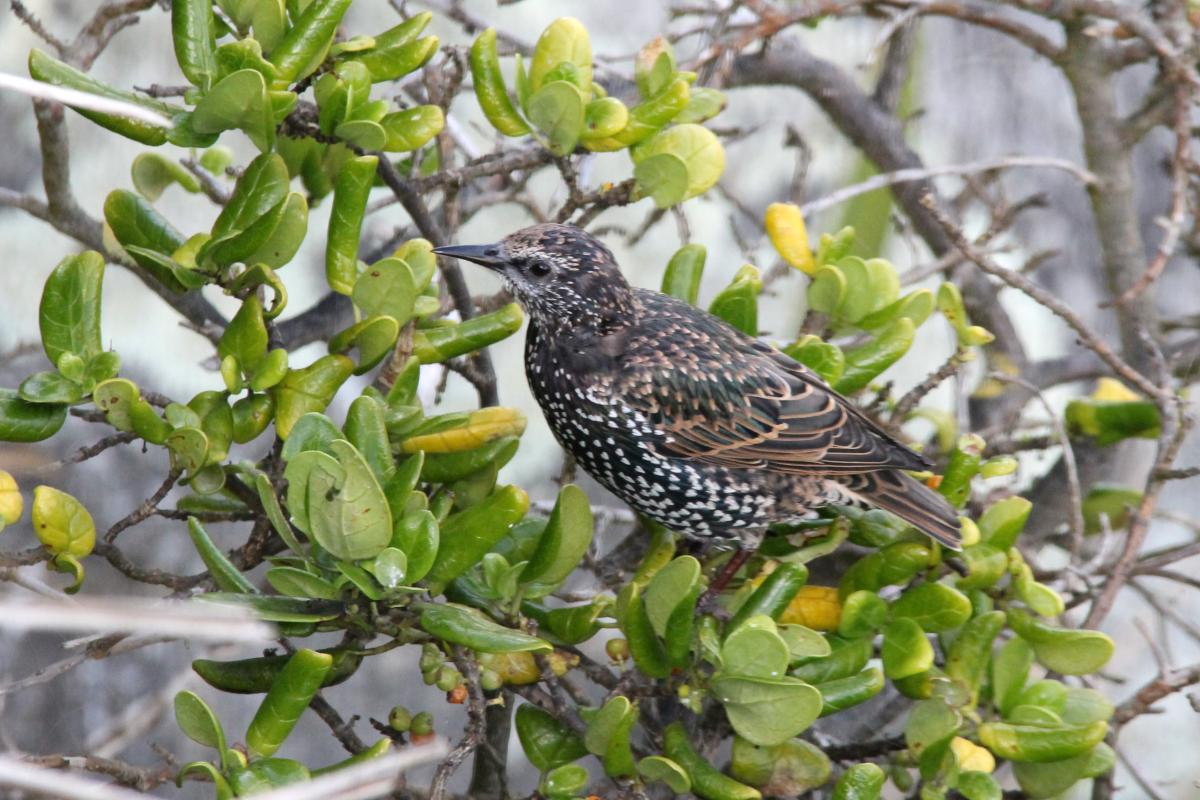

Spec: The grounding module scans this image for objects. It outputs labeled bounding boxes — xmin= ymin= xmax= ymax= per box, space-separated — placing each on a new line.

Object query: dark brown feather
xmin=620 ymin=291 xmax=931 ymax=477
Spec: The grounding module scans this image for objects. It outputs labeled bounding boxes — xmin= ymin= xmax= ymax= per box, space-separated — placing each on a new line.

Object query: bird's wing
xmin=617 ymin=292 xmax=930 ymax=476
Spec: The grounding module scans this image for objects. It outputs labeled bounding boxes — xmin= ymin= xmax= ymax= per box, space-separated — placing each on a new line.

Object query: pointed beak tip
xmin=432 ymin=243 xmax=504 ymax=270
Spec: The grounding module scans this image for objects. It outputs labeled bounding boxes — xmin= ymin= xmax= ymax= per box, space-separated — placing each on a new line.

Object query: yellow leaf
xmin=32 ymin=485 xmax=96 ymax=557
xmin=951 ymin=736 xmax=996 ymax=773
xmin=1092 ymin=377 xmax=1141 ymax=403
xmin=778 ymin=585 xmax=842 ymax=631
xmin=402 ymin=407 xmax=527 ymax=453
xmin=765 ymin=202 xmax=816 ymax=275
xmin=0 ymin=470 xmax=23 ymax=527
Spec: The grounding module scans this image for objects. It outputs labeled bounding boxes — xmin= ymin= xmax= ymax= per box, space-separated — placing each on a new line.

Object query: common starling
xmin=435 ymin=224 xmax=961 ymax=559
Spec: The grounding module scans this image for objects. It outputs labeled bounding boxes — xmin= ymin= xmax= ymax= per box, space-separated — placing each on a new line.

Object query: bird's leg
xmin=697 ymin=547 xmax=755 ymax=613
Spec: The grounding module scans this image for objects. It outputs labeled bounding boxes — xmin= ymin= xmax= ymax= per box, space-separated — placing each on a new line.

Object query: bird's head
xmin=434 ymin=223 xmax=636 ymax=335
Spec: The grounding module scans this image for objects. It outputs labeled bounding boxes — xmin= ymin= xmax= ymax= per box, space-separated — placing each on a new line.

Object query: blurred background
xmin=1 ymin=1 xmax=1197 ymax=797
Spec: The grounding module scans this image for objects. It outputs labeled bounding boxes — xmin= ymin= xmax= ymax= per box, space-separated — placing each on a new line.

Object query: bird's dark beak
xmin=432 ymin=243 xmax=506 ymax=271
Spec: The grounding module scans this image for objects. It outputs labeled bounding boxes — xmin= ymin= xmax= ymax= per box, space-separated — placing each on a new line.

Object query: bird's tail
xmin=846 ymin=470 xmax=963 ymax=550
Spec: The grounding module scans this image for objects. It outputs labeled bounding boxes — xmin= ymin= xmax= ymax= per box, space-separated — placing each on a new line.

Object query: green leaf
xmin=515 ymin=704 xmax=587 ymax=771
xmin=882 ymin=618 xmax=933 ymax=679
xmin=891 ymin=582 xmax=972 ymax=633
xmin=832 ymin=256 xmax=900 ymax=325
xmin=1012 ymin=744 xmax=1114 ymax=798
xmin=1060 ymin=687 xmax=1114 ymax=726
xmin=266 ymin=566 xmax=339 ymax=599
xmin=583 ymin=695 xmax=637 ymax=776
xmin=778 ymin=624 xmax=831 ymax=661
xmin=419 ymin=602 xmax=551 ymax=652
xmin=39 ymin=251 xmax=105 ymax=366
xmin=638 ymin=756 xmax=691 ymax=794
xmin=0 ymin=388 xmax=65 ymax=442
xmin=381 ymin=106 xmax=444 ymax=152
xmin=28 ymin=49 xmax=175 ymax=145
xmin=1007 ymin=608 xmax=1114 ymax=675
xmin=246 ymin=649 xmax=333 ymax=758
xmin=228 ymin=759 xmax=310 ymax=794
xmin=192 ymin=69 xmax=275 ymax=151
xmin=905 ymin=698 xmax=960 ymax=757
xmin=529 ymin=17 xmax=592 ymax=94
xmin=634 ymin=36 xmax=675 ymax=99
xmin=411 ymin=303 xmax=525 ymax=364
xmin=634 ymin=152 xmax=688 ymax=208
xmin=722 ymin=620 xmax=790 ymax=679
xmin=521 ymin=484 xmax=594 ymax=586
xmin=280 ymin=412 xmax=341 ymax=461
xmin=344 ymin=395 xmax=395 ymax=483
xmin=857 ymin=288 xmax=935 ymax=330
xmin=1083 ymin=484 xmax=1142 ymax=533
xmin=172 ymin=0 xmax=218 ymax=89
xmin=372 ymin=547 xmax=408 ymax=589
xmin=210 ymin=153 xmax=289 ymax=243
xmin=329 ymin=316 xmax=400 ymax=375
xmin=708 ymin=264 xmax=762 ymax=335
xmin=783 ymin=336 xmax=845 ymax=385
xmin=174 ymin=690 xmax=227 ymax=751
xmin=837 ymin=590 xmax=888 ymax=639
xmin=676 ymin=87 xmax=727 ymax=124
xmin=977 ymin=496 xmax=1032 ymax=550
xmin=542 ymin=764 xmax=589 ymax=798
xmin=353 ymin=258 xmax=415 ymax=323
xmin=287 ymin=440 xmax=391 ymax=561
xmin=189 ymin=517 xmax=258 ymax=594
xmin=270 ymin=0 xmax=353 ymax=84
xmin=979 ymin=720 xmax=1108 ymax=763
xmin=831 ymin=763 xmax=884 ymax=800
xmin=244 ymin=193 xmax=308 ymax=269
xmin=714 ymin=675 xmax=823 ymax=746
xmin=326 ymin=155 xmax=378 ymax=294
xmin=581 ymin=96 xmax=629 ymax=140
xmin=815 ymin=666 xmax=884 ymax=716
xmin=177 ymin=761 xmax=232 ymax=799
xmin=661 ymin=243 xmax=706 ymax=304
xmin=1066 ymin=396 xmax=1161 ymax=445
xmin=527 ymin=80 xmax=585 ymax=156
xmin=956 ymin=771 xmax=1003 ymax=800
xmin=424 ymin=485 xmax=529 ymax=593
xmin=642 ymin=555 xmax=701 ymax=637
xmin=19 ymin=372 xmax=81 ymax=405
xmin=992 ymin=635 xmax=1033 ymax=716
xmin=219 ymin=295 xmax=268 ymax=372
xmin=731 ymin=736 xmax=829 ymax=796
xmin=132 ymin=152 xmax=202 ymax=200
xmin=834 ymin=317 xmax=915 ymax=394
xmin=32 ymin=485 xmax=95 ymax=558
xmin=272 ymin=355 xmax=355 ymax=439
xmin=251 ymin=0 xmax=287 ymax=51
xmin=335 ymin=119 xmax=387 ymax=150
xmin=807 ymin=264 xmax=846 ymax=315
xmin=197 ymin=592 xmax=343 ymax=622
xmin=166 ymin=426 xmax=208 ymax=473
xmin=349 ymin=35 xmax=439 ymax=83
xmin=635 ymin=123 xmax=725 ymax=201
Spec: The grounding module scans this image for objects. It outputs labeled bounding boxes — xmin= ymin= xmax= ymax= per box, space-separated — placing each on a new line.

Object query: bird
xmin=434 ymin=223 xmax=961 ymax=581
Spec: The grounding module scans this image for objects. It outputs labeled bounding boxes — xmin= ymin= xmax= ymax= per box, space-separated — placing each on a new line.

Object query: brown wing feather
xmin=622 ymin=291 xmax=929 ymax=476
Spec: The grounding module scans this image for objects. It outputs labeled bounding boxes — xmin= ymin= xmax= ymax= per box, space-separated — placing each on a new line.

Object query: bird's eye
xmin=528 ymin=260 xmax=552 ymax=279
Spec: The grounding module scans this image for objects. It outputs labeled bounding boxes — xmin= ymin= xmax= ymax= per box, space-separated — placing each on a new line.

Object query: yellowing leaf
xmin=765 ymin=203 xmax=815 ymax=274
xmin=0 ymin=470 xmax=23 ymax=529
xmin=778 ymin=585 xmax=842 ymax=631
xmin=32 ymin=486 xmax=96 ymax=557
xmin=402 ymin=407 xmax=527 ymax=453
xmin=951 ymin=737 xmax=996 ymax=773
xmin=1091 ymin=377 xmax=1141 ymax=403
